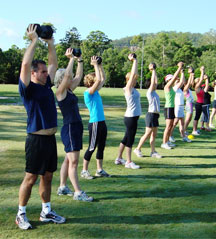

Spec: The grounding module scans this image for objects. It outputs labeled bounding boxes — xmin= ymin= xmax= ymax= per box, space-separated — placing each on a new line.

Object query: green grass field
xmin=0 ymin=85 xmax=216 ymax=239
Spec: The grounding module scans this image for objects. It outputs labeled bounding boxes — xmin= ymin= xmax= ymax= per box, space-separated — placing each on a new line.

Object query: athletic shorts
xmin=145 ymin=112 xmax=159 ymax=127
xmin=175 ymin=105 xmax=184 ymax=118
xmin=212 ymin=100 xmax=216 ymax=108
xmin=25 ymin=134 xmax=57 ymax=175
xmin=164 ymin=107 xmax=175 ymax=119
xmin=61 ymin=121 xmax=83 ymax=152
xmin=185 ymin=102 xmax=193 ymax=114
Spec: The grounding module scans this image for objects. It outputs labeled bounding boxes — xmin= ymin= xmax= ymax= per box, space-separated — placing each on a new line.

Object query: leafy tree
xmin=60 ymin=27 xmax=81 ymax=51
xmin=81 ymin=30 xmax=112 ymax=74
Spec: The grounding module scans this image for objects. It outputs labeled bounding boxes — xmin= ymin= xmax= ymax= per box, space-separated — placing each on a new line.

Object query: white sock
xmin=18 ymin=205 xmax=26 ymax=216
xmin=42 ymin=202 xmax=51 ymax=214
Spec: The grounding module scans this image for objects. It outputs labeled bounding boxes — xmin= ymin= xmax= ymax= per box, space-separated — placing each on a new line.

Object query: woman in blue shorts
xmin=54 ymin=48 xmax=93 ymax=202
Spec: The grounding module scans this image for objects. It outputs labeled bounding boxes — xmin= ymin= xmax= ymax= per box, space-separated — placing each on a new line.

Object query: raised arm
xmin=96 ymin=63 xmax=106 ymax=91
xmin=125 ymin=53 xmax=138 ymax=95
xmin=184 ymin=67 xmax=194 ymax=93
xmin=165 ymin=62 xmax=184 ymax=91
xmin=175 ymin=69 xmax=185 ymax=89
xmin=88 ymin=56 xmax=102 ymax=95
xmin=44 ymin=37 xmax=58 ymax=84
xmin=148 ymin=63 xmax=157 ymax=92
xmin=56 ymin=48 xmax=74 ymax=99
xmin=20 ymin=24 xmax=38 ymax=87
xmin=70 ymin=54 xmax=83 ymax=91
xmin=195 ymin=66 xmax=205 ymax=92
xmin=204 ymin=74 xmax=209 ymax=92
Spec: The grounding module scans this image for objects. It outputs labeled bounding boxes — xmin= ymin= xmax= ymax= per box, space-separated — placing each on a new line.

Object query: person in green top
xmin=161 ymin=62 xmax=184 ymax=150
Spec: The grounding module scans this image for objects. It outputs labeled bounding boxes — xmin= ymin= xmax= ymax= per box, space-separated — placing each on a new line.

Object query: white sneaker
xmin=169 ymin=136 xmax=176 ymax=143
xmin=192 ymin=130 xmax=200 ymax=136
xmin=125 ymin=161 xmax=140 ymax=169
xmin=81 ymin=170 xmax=94 ymax=180
xmin=167 ymin=141 xmax=176 ymax=147
xmin=133 ymin=148 xmax=143 ymax=157
xmin=182 ymin=137 xmax=191 ymax=143
xmin=209 ymin=124 xmax=215 ymax=129
xmin=150 ymin=151 xmax=162 ymax=158
xmin=115 ymin=158 xmax=126 ymax=165
xmin=161 ymin=143 xmax=172 ymax=149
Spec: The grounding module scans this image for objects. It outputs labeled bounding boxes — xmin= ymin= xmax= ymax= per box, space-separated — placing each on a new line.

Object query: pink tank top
xmin=196 ymin=89 xmax=204 ymax=103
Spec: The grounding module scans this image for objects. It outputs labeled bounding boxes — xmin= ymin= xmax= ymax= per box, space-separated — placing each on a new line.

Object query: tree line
xmin=1 ymin=26 xmax=216 ymax=88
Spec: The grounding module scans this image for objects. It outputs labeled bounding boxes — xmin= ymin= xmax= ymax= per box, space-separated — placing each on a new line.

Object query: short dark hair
xmin=31 ymin=60 xmax=46 ymax=72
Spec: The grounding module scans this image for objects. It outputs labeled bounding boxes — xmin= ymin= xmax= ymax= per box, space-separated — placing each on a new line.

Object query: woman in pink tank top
xmin=192 ymin=66 xmax=205 ymax=135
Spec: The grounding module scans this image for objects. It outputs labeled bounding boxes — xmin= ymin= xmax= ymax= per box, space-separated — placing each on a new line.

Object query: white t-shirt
xmin=173 ymin=85 xmax=184 ymax=106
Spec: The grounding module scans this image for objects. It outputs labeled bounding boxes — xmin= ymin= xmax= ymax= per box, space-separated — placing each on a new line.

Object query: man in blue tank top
xmin=16 ymin=24 xmax=65 ymax=230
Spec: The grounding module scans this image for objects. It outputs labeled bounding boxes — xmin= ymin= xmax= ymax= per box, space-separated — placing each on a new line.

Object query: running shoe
xmin=133 ymin=148 xmax=143 ymax=157
xmin=15 ymin=213 xmax=32 ymax=230
xmin=57 ymin=185 xmax=73 ymax=196
xmin=169 ymin=136 xmax=176 ymax=143
xmin=209 ymin=124 xmax=215 ymax=129
xmin=150 ymin=151 xmax=162 ymax=158
xmin=167 ymin=141 xmax=176 ymax=147
xmin=95 ymin=169 xmax=111 ymax=177
xmin=115 ymin=158 xmax=126 ymax=165
xmin=161 ymin=143 xmax=172 ymax=150
xmin=81 ymin=170 xmax=94 ymax=180
xmin=192 ymin=130 xmax=200 ymax=136
xmin=39 ymin=210 xmax=66 ymax=224
xmin=182 ymin=137 xmax=191 ymax=143
xmin=73 ymin=191 xmax=94 ymax=202
xmin=200 ymin=126 xmax=205 ymax=130
xmin=125 ymin=161 xmax=140 ymax=169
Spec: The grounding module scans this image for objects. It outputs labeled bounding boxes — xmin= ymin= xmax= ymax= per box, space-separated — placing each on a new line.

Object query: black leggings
xmin=194 ymin=102 xmax=203 ymax=121
xmin=84 ymin=121 xmax=107 ymax=161
xmin=121 ymin=116 xmax=139 ymax=148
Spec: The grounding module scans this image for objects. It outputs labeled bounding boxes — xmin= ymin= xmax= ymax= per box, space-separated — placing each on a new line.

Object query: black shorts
xmin=212 ymin=100 xmax=216 ymax=109
xmin=164 ymin=107 xmax=175 ymax=119
xmin=25 ymin=134 xmax=57 ymax=175
xmin=145 ymin=112 xmax=159 ymax=127
xmin=61 ymin=121 xmax=83 ymax=152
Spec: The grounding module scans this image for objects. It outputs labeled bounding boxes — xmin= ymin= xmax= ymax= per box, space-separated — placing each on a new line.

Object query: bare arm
xmin=88 ymin=56 xmax=102 ymax=95
xmin=195 ymin=66 xmax=205 ymax=92
xmin=125 ymin=53 xmax=138 ymax=95
xmin=184 ymin=73 xmax=194 ymax=93
xmin=204 ymin=75 xmax=209 ymax=92
xmin=20 ymin=24 xmax=38 ymax=87
xmin=164 ymin=62 xmax=184 ymax=92
xmin=148 ymin=63 xmax=157 ymax=92
xmin=70 ymin=56 xmax=83 ymax=91
xmin=56 ymin=48 xmax=74 ymax=100
xmin=96 ymin=64 xmax=106 ymax=91
xmin=175 ymin=69 xmax=185 ymax=90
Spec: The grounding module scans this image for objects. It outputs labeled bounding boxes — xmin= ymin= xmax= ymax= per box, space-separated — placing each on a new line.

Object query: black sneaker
xmin=15 ymin=213 xmax=32 ymax=230
xmin=95 ymin=169 xmax=111 ymax=177
xmin=39 ymin=210 xmax=66 ymax=224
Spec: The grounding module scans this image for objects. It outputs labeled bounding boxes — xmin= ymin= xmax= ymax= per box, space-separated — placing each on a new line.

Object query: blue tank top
xmin=57 ymin=90 xmax=82 ymax=124
xmin=84 ymin=90 xmax=105 ymax=123
xmin=19 ymin=76 xmax=57 ymax=133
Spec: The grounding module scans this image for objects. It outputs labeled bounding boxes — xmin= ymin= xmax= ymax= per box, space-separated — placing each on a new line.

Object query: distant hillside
xmin=112 ymin=31 xmax=203 ymax=48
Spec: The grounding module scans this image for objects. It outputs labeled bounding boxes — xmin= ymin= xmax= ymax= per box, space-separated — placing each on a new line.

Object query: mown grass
xmin=0 ymin=85 xmax=216 ymax=239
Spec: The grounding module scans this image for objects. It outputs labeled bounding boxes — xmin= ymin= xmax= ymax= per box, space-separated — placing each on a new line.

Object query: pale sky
xmin=1 ymin=0 xmax=215 ymax=50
